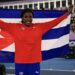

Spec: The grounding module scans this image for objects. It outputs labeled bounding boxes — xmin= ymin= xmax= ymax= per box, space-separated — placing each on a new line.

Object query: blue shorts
xmin=15 ymin=63 xmax=40 ymax=75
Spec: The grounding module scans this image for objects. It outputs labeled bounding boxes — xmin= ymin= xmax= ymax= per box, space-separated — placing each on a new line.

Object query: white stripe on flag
xmin=2 ymin=43 xmax=15 ymax=52
xmin=42 ymin=34 xmax=69 ymax=51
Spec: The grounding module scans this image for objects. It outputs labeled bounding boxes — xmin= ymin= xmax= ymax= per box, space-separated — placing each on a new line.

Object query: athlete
xmin=0 ymin=9 xmax=68 ymax=75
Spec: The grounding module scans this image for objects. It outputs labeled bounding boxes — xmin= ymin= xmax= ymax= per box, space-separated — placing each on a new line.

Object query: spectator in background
xmin=70 ymin=21 xmax=75 ymax=32
xmin=68 ymin=4 xmax=73 ymax=14
xmin=69 ymin=8 xmax=75 ymax=58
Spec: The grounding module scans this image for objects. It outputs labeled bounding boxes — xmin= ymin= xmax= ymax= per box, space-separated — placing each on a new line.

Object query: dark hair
xmin=21 ymin=8 xmax=33 ymax=18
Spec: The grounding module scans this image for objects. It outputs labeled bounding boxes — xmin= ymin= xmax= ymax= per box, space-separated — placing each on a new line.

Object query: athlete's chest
xmin=12 ymin=25 xmax=42 ymax=41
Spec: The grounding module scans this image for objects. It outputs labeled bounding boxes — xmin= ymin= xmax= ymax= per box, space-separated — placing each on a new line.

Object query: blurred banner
xmin=0 ymin=10 xmax=70 ymax=62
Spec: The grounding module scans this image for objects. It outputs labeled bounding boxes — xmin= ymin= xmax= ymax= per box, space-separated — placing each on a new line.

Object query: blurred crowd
xmin=65 ymin=4 xmax=75 ymax=59
xmin=51 ymin=4 xmax=75 ymax=59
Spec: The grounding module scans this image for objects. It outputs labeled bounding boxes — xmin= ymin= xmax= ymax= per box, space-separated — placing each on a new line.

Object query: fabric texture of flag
xmin=0 ymin=10 xmax=70 ymax=62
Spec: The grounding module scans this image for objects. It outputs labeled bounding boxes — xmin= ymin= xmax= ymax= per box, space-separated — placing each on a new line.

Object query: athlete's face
xmin=22 ymin=12 xmax=33 ymax=26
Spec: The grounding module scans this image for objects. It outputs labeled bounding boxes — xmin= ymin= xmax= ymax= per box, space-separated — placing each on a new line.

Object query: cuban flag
xmin=0 ymin=9 xmax=71 ymax=62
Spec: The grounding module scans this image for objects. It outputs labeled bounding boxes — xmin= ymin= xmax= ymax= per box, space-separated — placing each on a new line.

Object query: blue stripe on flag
xmin=0 ymin=51 xmax=14 ymax=62
xmin=42 ymin=44 xmax=70 ymax=60
xmin=0 ymin=9 xmax=67 ymax=18
xmin=42 ymin=25 xmax=70 ymax=39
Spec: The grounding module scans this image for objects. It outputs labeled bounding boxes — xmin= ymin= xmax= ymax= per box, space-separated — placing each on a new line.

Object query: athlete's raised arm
xmin=37 ymin=12 xmax=69 ymax=34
